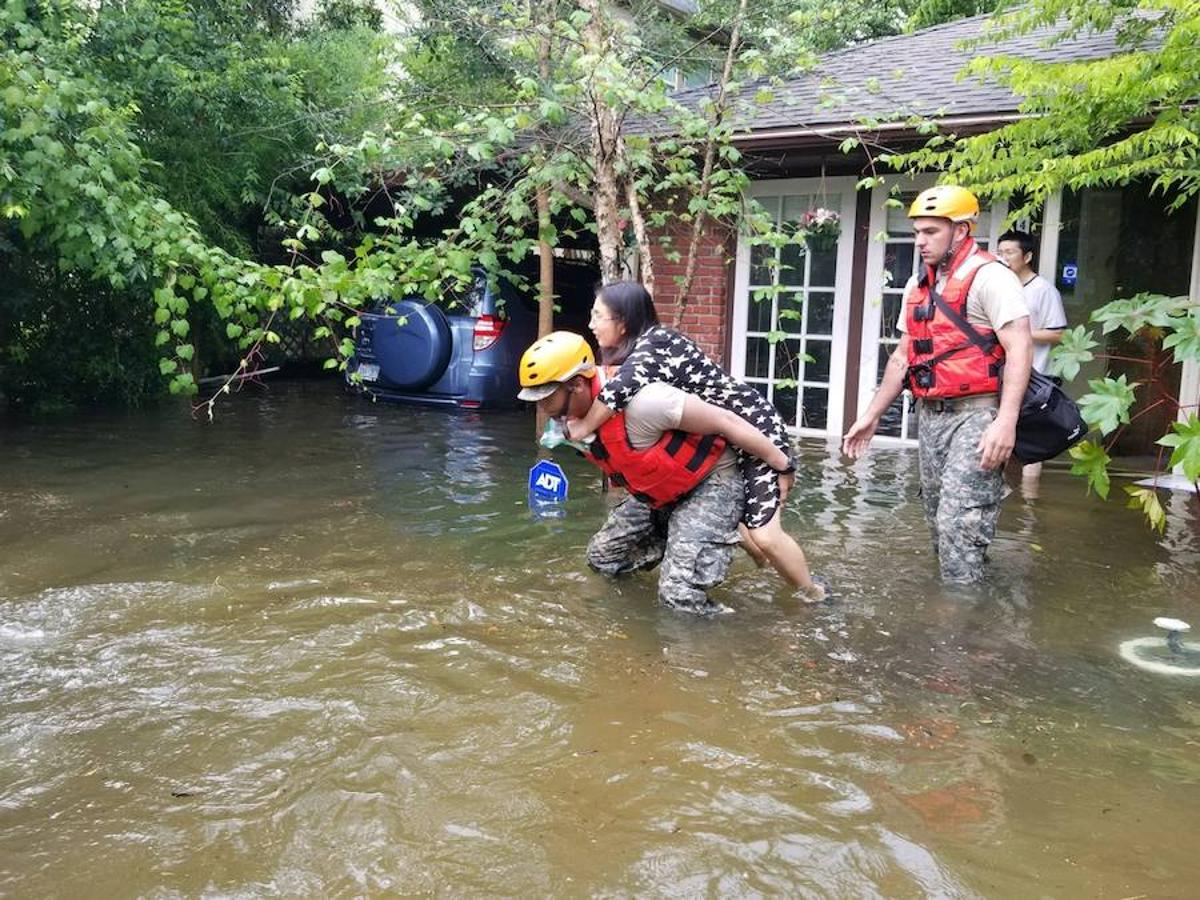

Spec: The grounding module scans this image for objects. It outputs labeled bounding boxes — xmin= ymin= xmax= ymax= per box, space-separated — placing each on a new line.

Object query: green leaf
xmin=1161 ymin=310 xmax=1200 ymax=365
xmin=1124 ymin=485 xmax=1166 ymax=534
xmin=159 ymin=358 xmax=178 ymax=375
xmin=1047 ymin=325 xmax=1098 ymax=382
xmin=1068 ymin=440 xmax=1111 ymax=499
xmin=1090 ymin=293 xmax=1189 ymax=336
xmin=1157 ymin=414 xmax=1200 ymax=482
xmin=1077 ymin=374 xmax=1138 ymax=436
xmin=176 ymin=343 xmax=194 ymax=361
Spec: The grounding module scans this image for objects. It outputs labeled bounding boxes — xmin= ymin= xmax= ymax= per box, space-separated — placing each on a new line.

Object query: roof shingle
xmin=673 ymin=13 xmax=1143 ymax=136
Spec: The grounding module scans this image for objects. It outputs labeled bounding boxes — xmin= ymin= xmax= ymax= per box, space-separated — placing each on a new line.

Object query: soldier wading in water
xmin=842 ymin=186 xmax=1033 ymax=583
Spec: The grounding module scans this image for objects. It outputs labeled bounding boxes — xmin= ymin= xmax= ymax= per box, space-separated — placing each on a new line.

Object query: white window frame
xmin=857 ymin=177 xmax=1009 ymax=446
xmin=731 ymin=176 xmax=860 ymax=437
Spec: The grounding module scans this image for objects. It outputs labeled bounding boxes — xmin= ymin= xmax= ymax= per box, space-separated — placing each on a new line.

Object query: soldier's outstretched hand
xmin=842 ymin=415 xmax=878 ymax=459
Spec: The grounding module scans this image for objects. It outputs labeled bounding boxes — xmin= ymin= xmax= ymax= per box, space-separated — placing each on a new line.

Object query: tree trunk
xmin=534 ymin=0 xmax=557 ymax=439
xmin=620 ymin=140 xmax=654 ymax=295
xmin=581 ymin=0 xmax=625 ymax=284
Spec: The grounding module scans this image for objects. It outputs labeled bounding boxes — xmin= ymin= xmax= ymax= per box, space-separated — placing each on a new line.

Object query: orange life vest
xmin=581 ymin=374 xmax=727 ymax=508
xmin=905 ymin=238 xmax=1006 ymax=399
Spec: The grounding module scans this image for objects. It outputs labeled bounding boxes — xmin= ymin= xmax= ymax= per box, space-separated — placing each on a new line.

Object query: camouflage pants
xmin=586 ymin=473 xmax=745 ymax=615
xmin=917 ymin=404 xmax=1005 ymax=584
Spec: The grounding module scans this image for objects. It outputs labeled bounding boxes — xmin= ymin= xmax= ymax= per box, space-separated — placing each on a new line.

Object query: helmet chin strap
xmin=938 ymin=227 xmax=969 ymax=270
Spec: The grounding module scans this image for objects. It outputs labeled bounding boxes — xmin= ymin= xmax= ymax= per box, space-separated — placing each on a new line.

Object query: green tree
xmin=0 ymin=0 xmax=395 ymax=409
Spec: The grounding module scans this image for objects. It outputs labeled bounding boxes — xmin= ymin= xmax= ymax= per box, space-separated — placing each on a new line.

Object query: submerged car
xmin=347 ymin=265 xmax=594 ymax=409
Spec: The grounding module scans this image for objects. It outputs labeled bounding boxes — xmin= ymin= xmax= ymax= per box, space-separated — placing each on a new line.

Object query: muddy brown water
xmin=1 ymin=381 xmax=1198 ymax=897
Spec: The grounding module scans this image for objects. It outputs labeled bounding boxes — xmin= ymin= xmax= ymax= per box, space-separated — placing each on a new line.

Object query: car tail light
xmin=472 ymin=314 xmax=505 ymax=352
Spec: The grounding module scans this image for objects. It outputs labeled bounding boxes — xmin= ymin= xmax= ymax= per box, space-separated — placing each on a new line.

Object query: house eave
xmin=730 ymin=111 xmax=1031 ymax=151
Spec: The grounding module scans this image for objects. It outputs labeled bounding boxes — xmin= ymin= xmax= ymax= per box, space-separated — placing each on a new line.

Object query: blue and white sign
xmin=1061 ymin=263 xmax=1078 ymax=287
xmin=529 ymin=459 xmax=569 ymax=502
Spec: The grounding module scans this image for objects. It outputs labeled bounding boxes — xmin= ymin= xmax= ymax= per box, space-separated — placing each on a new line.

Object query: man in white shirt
xmin=995 ymin=230 xmax=1068 ymax=374
xmin=996 ymin=230 xmax=1069 ymax=483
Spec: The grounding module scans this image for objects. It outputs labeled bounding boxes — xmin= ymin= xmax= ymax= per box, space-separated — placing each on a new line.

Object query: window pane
xmin=779 ymin=240 xmax=806 ymax=286
xmin=887 ymin=194 xmax=918 ymax=236
xmin=773 ymin=384 xmax=799 ymax=429
xmin=806 ymin=339 xmax=831 ymax=383
xmin=781 ymin=194 xmax=814 ymax=226
xmin=750 ymin=242 xmax=774 ymax=286
xmin=778 ymin=291 xmax=804 ymax=332
xmin=745 ymin=337 xmax=770 ymax=378
xmin=800 ymin=387 xmax=828 ymax=430
xmin=773 ymin=337 xmax=803 ymax=385
xmin=746 ymin=289 xmax=772 ymax=332
xmin=881 ymin=294 xmax=903 ymax=340
xmin=809 ymin=242 xmax=837 ymax=286
xmin=884 ymin=243 xmax=915 ymax=290
xmin=808 ymin=291 xmax=835 ymax=335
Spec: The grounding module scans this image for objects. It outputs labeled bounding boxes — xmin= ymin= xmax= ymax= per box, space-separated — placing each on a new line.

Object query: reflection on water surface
xmin=1 ymin=382 xmax=1198 ymax=896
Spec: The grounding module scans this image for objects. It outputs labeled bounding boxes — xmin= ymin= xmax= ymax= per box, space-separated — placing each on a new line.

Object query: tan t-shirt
xmin=896 ymin=259 xmax=1029 ymax=334
xmin=623 ymin=382 xmax=738 ymax=478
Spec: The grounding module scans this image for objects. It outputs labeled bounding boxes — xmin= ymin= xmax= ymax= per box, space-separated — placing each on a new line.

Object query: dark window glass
xmin=778 ymin=291 xmax=804 ymax=332
xmin=750 ymin=242 xmax=774 ymax=286
xmin=773 ymin=337 xmax=803 ymax=384
xmin=806 ymin=339 xmax=832 ymax=383
xmin=773 ymin=384 xmax=799 ymax=429
xmin=745 ymin=337 xmax=770 ymax=379
xmin=779 ymin=241 xmax=806 ymax=286
xmin=808 ymin=291 xmax=835 ymax=335
xmin=746 ymin=290 xmax=772 ymax=332
xmin=800 ymin=387 xmax=828 ymax=430
xmin=885 ymin=243 xmax=914 ymax=290
xmin=809 ymin=243 xmax=837 ymax=286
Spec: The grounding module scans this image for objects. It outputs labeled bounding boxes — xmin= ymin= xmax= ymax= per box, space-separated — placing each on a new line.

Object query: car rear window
xmin=445 ymin=277 xmax=488 ymax=317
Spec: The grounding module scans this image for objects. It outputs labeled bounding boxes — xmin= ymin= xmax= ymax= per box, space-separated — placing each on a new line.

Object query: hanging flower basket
xmin=799 ymin=207 xmax=841 ymax=252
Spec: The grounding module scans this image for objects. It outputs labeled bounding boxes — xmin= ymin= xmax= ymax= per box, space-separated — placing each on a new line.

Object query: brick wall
xmin=646 ymin=220 xmax=735 ymax=367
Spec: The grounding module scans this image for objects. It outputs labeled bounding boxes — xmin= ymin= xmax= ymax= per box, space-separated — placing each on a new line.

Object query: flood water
xmin=2 ymin=381 xmax=1198 ymax=897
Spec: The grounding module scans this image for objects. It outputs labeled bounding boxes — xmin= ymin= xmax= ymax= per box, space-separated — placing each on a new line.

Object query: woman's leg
xmin=738 ymin=523 xmax=770 ymax=568
xmin=739 ymin=457 xmax=826 ymax=602
xmin=747 ymin=510 xmax=822 ymax=599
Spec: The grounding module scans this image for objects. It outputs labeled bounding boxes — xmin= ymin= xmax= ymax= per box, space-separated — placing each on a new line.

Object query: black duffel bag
xmin=1013 ymin=370 xmax=1088 ymax=464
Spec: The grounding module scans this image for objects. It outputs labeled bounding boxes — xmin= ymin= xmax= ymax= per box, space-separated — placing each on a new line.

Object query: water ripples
xmin=1 ymin=384 xmax=1199 ymax=895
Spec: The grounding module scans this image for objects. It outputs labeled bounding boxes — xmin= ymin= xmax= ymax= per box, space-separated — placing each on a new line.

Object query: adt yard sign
xmin=529 ymin=459 xmax=569 ymax=502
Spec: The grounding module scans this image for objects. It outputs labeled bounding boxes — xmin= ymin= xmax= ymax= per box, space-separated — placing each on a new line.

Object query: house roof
xmin=653 ymin=0 xmax=699 ymax=13
xmin=673 ymin=13 xmax=1144 ymax=142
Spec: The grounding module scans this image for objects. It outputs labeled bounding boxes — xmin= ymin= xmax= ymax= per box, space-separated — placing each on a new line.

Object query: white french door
xmin=731 ymin=177 xmax=859 ymax=437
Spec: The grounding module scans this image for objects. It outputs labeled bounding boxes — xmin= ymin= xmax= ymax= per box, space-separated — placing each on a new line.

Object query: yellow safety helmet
xmin=908 ymin=185 xmax=980 ymax=232
xmin=517 ymin=331 xmax=596 ymax=401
